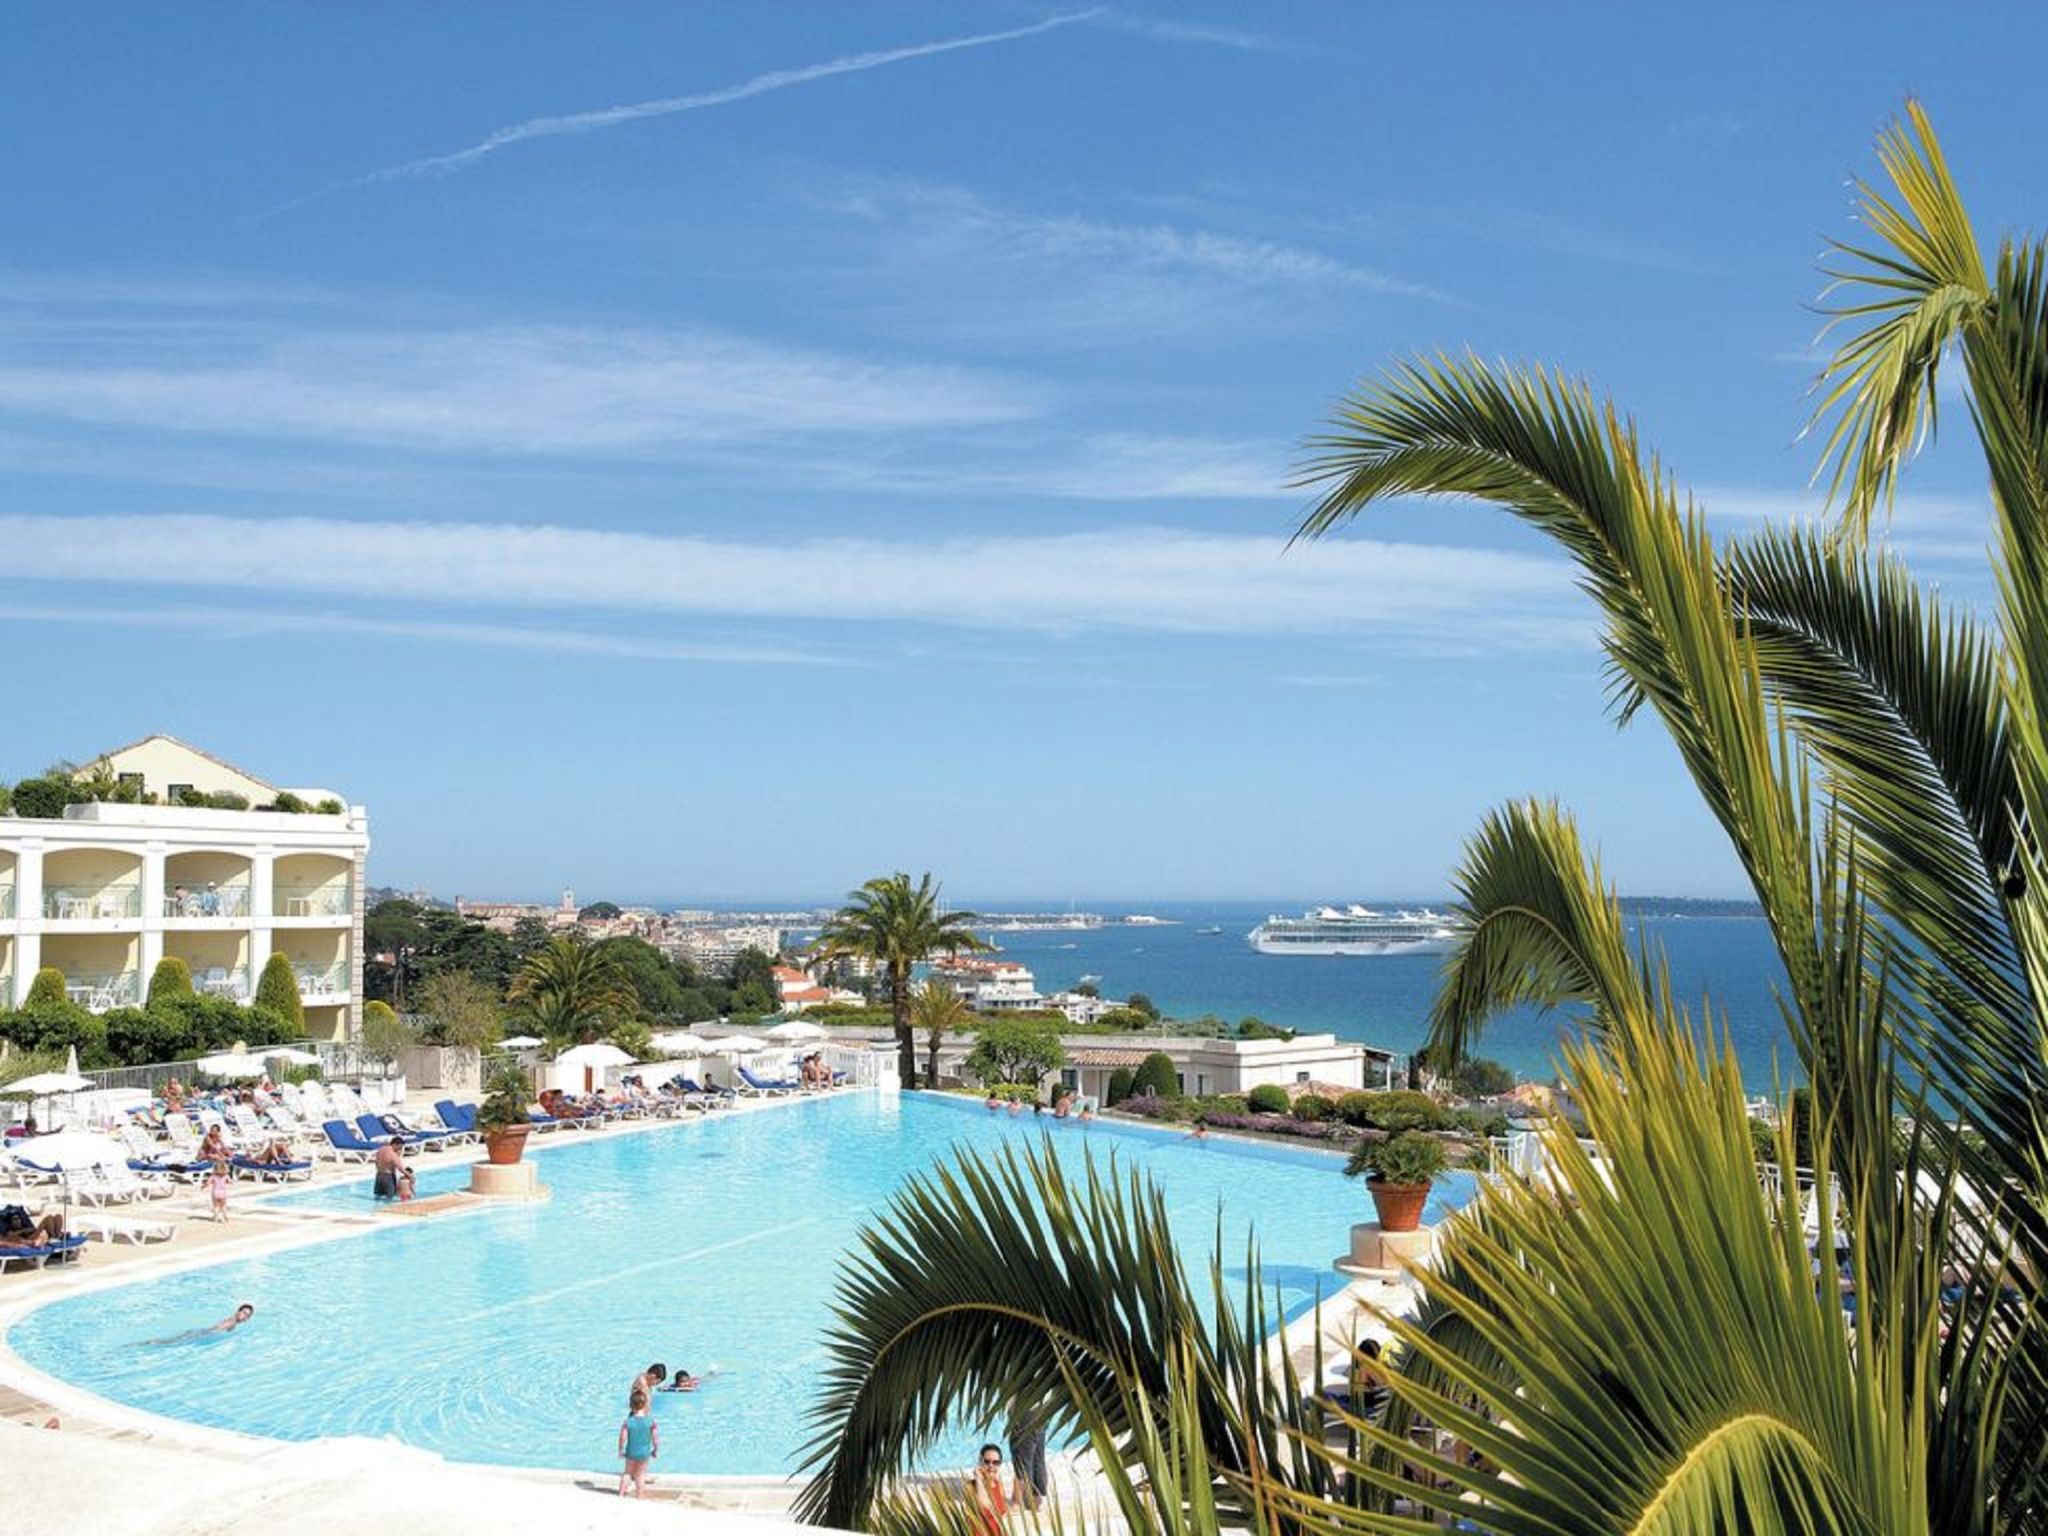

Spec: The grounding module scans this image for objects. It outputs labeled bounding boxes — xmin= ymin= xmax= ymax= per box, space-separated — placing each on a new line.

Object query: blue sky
xmin=2 ymin=5 xmax=2038 ymax=903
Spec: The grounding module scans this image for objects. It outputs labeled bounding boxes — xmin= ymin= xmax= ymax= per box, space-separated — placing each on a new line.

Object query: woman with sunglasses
xmin=969 ymin=1443 xmax=1012 ymax=1535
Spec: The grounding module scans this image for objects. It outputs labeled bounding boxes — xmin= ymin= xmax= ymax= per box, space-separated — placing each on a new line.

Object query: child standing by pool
xmin=618 ymin=1386 xmax=658 ymax=1498
xmin=207 ymin=1156 xmax=232 ymax=1224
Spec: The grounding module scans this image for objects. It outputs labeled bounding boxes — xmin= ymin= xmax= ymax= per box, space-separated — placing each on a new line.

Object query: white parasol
xmin=764 ymin=1019 xmax=827 ymax=1042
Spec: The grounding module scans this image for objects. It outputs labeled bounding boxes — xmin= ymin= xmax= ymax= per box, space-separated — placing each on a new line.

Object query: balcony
xmin=163 ymin=883 xmax=253 ymax=919
xmin=43 ymin=884 xmax=141 ymax=921
xmin=191 ymin=963 xmax=252 ymax=1002
xmin=0 ymin=886 xmax=12 ymax=919
xmin=64 ymin=970 xmax=141 ymax=1012
xmin=297 ymin=962 xmax=350 ymax=1000
xmin=276 ymin=886 xmax=351 ymax=919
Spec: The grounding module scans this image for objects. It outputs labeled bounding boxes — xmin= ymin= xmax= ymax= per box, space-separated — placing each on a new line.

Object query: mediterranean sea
xmin=950 ymin=901 xmax=1792 ymax=1090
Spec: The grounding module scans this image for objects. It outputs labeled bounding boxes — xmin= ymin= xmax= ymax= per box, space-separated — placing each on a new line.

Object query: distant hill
xmin=1617 ymin=896 xmax=1764 ymax=918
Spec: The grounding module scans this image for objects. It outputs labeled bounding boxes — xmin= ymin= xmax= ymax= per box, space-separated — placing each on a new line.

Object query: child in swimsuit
xmin=207 ymin=1157 xmax=232 ymax=1223
xmin=618 ymin=1387 xmax=659 ymax=1498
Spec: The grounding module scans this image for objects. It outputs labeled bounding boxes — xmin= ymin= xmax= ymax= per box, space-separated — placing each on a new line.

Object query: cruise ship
xmin=1248 ymin=904 xmax=1457 ymax=956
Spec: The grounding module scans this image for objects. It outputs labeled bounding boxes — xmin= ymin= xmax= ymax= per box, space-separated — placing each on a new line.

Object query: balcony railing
xmin=276 ymin=886 xmax=351 ymax=918
xmin=0 ymin=886 xmax=13 ymax=920
xmin=63 ymin=970 xmax=141 ymax=1012
xmin=296 ymin=962 xmax=350 ymax=1000
xmin=164 ymin=883 xmax=252 ymax=919
xmin=189 ymin=963 xmax=252 ymax=1002
xmin=43 ymin=884 xmax=141 ymax=921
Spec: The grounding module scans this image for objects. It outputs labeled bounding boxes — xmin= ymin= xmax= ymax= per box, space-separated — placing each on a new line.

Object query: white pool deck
xmin=0 ymin=1088 xmax=1422 ymax=1533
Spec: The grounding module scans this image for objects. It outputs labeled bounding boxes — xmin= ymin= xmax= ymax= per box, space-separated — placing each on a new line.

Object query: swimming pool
xmin=8 ymin=1093 xmax=1476 ymax=1477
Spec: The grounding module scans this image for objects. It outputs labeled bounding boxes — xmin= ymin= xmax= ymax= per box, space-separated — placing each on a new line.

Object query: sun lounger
xmin=0 ymin=1232 xmax=86 ymax=1270
xmin=73 ymin=1209 xmax=177 ymax=1244
xmin=737 ymin=1067 xmax=799 ymax=1096
xmin=230 ymin=1154 xmax=313 ymax=1182
xmin=679 ymin=1078 xmax=734 ymax=1104
xmin=321 ymin=1120 xmax=382 ymax=1161
xmin=433 ymin=1101 xmax=480 ymax=1136
xmin=355 ymin=1114 xmax=436 ymax=1149
xmin=376 ymin=1112 xmax=465 ymax=1148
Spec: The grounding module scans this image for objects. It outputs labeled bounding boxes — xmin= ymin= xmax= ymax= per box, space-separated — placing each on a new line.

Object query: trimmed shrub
xmin=1339 ymin=1089 xmax=1445 ymax=1133
xmin=255 ymin=953 xmax=304 ymax=1032
xmin=1201 ymin=1093 xmax=1249 ymax=1116
xmin=147 ymin=956 xmax=194 ymax=1006
xmin=1132 ymin=1051 xmax=1179 ymax=1100
xmin=359 ymin=1000 xmax=410 ymax=1072
xmin=1246 ymin=1083 xmax=1290 ymax=1115
xmin=25 ymin=967 xmax=67 ymax=1008
xmin=1092 ymin=1007 xmax=1153 ymax=1032
xmin=315 ymin=798 xmax=345 ymax=815
xmin=1104 ymin=1066 xmax=1136 ymax=1106
xmin=1291 ymin=1092 xmax=1335 ymax=1122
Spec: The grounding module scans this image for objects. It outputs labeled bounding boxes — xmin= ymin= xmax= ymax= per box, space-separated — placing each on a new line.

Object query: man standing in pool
xmin=142 ymin=1303 xmax=254 ymax=1347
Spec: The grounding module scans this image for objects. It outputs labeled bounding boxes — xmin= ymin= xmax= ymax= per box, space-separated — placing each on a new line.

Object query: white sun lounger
xmin=72 ymin=1209 xmax=178 ymax=1244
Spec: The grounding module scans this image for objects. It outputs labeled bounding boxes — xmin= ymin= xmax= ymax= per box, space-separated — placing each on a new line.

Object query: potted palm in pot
xmin=1345 ymin=1129 xmax=1447 ymax=1233
xmin=476 ymin=1057 xmax=535 ymax=1165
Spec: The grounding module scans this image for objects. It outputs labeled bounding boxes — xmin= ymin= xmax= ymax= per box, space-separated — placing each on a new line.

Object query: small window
xmin=117 ymin=772 xmax=143 ymax=789
xmin=168 ymin=783 xmax=193 ymax=804
xmin=1295 ymin=1070 xmax=1310 ymax=1083
xmin=1174 ymin=1072 xmax=1187 ymax=1095
xmin=1060 ymin=1069 xmax=1078 ymax=1091
xmin=1195 ymin=1073 xmax=1208 ymax=1096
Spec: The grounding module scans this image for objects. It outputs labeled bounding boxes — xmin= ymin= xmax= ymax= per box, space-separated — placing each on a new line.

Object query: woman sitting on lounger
xmin=1 ymin=1205 xmax=66 ymax=1243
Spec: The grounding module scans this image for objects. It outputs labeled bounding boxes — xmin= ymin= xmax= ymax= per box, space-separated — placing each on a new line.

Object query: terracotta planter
xmin=483 ymin=1124 xmax=532 ymax=1166
xmin=1367 ymin=1178 xmax=1430 ymax=1233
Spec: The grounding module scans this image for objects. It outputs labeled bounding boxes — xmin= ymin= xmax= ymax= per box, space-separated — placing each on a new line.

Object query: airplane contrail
xmin=269 ymin=9 xmax=1096 ymax=214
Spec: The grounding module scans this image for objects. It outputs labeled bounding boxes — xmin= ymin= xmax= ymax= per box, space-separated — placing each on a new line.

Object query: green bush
xmin=147 ymin=956 xmax=194 ymax=1006
xmin=1338 ymin=1089 xmax=1445 ymax=1133
xmin=1092 ymin=1007 xmax=1154 ymax=1032
xmin=25 ymin=967 xmax=68 ymax=1007
xmin=255 ymin=953 xmax=304 ymax=1032
xmin=315 ymin=798 xmax=344 ymax=815
xmin=9 ymin=776 xmax=85 ymax=819
xmin=1201 ymin=1093 xmax=1249 ymax=1116
xmin=1291 ymin=1092 xmax=1335 ymax=1122
xmin=0 ymin=999 xmax=108 ymax=1066
xmin=1446 ymin=1107 xmax=1509 ymax=1139
xmin=359 ymin=1000 xmax=405 ymax=1068
xmin=1450 ymin=1054 xmax=1516 ymax=1098
xmin=981 ymin=1082 xmax=1041 ymax=1103
xmin=1246 ymin=1083 xmax=1290 ymax=1114
xmin=1104 ymin=1066 xmax=1135 ymax=1106
xmin=1345 ymin=1130 xmax=1448 ymax=1185
xmin=1132 ymin=1051 xmax=1179 ymax=1099
xmin=267 ymin=791 xmax=310 ymax=814
xmin=477 ymin=1057 xmax=534 ymax=1136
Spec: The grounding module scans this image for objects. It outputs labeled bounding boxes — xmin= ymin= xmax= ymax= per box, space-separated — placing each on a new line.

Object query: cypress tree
xmin=255 ymin=952 xmax=304 ymax=1033
xmin=147 ymin=956 xmax=194 ymax=1007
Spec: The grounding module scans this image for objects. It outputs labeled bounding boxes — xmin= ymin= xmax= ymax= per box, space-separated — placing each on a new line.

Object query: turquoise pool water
xmin=8 ymin=1093 xmax=1476 ymax=1477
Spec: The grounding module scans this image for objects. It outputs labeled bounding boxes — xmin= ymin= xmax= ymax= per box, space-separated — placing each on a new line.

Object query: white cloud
xmin=817 ymin=177 xmax=1455 ymax=307
xmin=297 ymin=11 xmax=1098 ymax=204
xmin=0 ymin=600 xmax=843 ymax=667
xmin=0 ymin=324 xmax=1037 ymax=455
xmin=0 ymin=512 xmax=1588 ymax=647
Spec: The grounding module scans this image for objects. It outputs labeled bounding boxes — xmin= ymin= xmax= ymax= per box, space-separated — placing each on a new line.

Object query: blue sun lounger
xmin=321 ymin=1120 xmax=383 ymax=1161
xmin=356 ymin=1114 xmax=441 ymax=1150
xmin=738 ymin=1066 xmax=799 ymax=1096
xmin=0 ymin=1232 xmax=86 ymax=1271
xmin=433 ymin=1100 xmax=478 ymax=1135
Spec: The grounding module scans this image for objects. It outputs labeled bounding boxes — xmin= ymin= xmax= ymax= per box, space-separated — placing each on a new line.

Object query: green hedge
xmin=1132 ymin=1051 xmax=1179 ymax=1099
xmin=1246 ymin=1083 xmax=1290 ymax=1114
xmin=1105 ymin=1066 xmax=1135 ymax=1105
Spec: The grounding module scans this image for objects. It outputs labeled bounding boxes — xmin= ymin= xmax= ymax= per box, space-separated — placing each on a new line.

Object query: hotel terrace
xmin=0 ymin=736 xmax=369 ymax=1039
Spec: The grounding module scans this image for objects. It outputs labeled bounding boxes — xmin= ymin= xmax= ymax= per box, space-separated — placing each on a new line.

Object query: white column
xmin=13 ymin=931 xmax=38 ymax=1006
xmin=13 ymin=841 xmax=44 ymax=1003
xmin=139 ymin=841 xmax=166 ymax=991
xmin=250 ymin=844 xmax=276 ymax=978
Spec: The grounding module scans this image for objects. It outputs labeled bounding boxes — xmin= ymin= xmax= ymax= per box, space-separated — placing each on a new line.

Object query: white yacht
xmin=1248 ymin=904 xmax=1456 ymax=956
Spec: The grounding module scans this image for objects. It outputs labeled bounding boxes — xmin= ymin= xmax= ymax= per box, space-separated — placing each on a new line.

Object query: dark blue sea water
xmin=965 ymin=901 xmax=1794 ymax=1089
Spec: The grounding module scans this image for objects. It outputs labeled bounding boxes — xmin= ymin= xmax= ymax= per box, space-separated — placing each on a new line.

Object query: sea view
xmin=780 ymin=900 xmax=1788 ymax=1089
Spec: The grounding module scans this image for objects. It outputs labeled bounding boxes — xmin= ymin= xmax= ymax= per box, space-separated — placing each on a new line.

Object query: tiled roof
xmin=1066 ymin=1047 xmax=1152 ymax=1067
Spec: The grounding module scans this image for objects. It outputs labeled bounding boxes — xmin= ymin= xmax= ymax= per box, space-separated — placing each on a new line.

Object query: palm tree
xmin=810 ymin=873 xmax=989 ymax=1087
xmin=799 ymin=107 xmax=2047 ymax=1532
xmin=909 ymin=978 xmax=972 ymax=1088
xmin=508 ymin=935 xmax=637 ymax=1045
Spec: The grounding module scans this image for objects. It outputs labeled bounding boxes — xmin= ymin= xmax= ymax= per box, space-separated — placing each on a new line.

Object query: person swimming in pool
xmin=143 ymin=1303 xmax=254 ymax=1347
xmin=656 ymin=1364 xmax=703 ymax=1392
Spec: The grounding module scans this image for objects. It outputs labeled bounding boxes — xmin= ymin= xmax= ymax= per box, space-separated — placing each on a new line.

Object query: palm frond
xmin=1425 ymin=798 xmax=1648 ymax=1069
xmin=1808 ymin=99 xmax=1990 ymax=533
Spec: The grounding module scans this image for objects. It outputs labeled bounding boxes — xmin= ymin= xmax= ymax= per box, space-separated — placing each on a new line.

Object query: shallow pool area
xmin=8 ymin=1093 xmax=1476 ymax=1477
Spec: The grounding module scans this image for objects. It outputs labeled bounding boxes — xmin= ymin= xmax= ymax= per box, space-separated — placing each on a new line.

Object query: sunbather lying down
xmin=0 ymin=1205 xmax=65 ymax=1243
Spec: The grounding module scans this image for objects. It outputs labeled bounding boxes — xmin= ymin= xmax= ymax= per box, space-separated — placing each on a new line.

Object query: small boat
xmin=1196 ymin=926 xmax=1223 ymax=935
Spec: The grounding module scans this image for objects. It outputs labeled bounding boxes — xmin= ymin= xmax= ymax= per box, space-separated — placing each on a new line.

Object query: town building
xmin=0 ymin=736 xmax=369 ymax=1039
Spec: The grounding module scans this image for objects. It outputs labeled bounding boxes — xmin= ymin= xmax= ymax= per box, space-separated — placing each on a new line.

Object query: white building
xmin=0 ymin=737 xmax=369 ymax=1039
